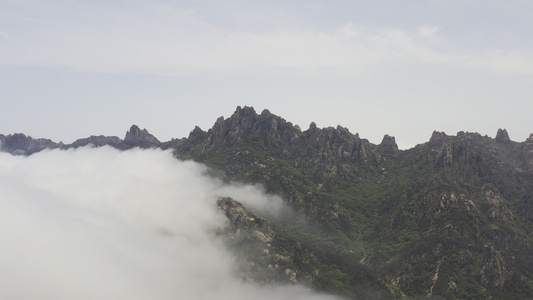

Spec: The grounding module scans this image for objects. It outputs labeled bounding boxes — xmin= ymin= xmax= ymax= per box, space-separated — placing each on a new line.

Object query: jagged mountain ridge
xmin=2 ymin=106 xmax=533 ymax=299
xmin=0 ymin=124 xmax=161 ymax=155
xmin=167 ymin=107 xmax=533 ymax=299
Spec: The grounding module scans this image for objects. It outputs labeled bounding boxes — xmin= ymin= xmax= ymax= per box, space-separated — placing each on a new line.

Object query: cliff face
xmin=216 ymin=197 xmax=297 ymax=284
xmin=2 ymin=106 xmax=533 ymax=299
xmin=216 ymin=196 xmax=391 ymax=299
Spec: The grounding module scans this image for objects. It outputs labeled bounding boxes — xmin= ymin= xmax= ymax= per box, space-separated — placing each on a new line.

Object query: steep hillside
xmin=168 ymin=106 xmax=533 ymax=299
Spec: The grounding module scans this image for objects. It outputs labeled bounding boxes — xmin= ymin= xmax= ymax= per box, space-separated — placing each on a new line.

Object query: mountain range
xmin=2 ymin=106 xmax=533 ymax=299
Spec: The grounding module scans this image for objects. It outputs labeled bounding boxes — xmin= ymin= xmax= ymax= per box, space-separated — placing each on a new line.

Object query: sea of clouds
xmin=0 ymin=147 xmax=342 ymax=300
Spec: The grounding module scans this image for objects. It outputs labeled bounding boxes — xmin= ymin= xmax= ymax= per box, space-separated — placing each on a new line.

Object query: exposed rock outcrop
xmin=306 ymin=125 xmax=370 ymax=163
xmin=495 ymin=128 xmax=511 ymax=143
xmin=70 ymin=135 xmax=123 ymax=148
xmin=481 ymin=184 xmax=513 ymax=223
xmin=123 ymin=125 xmax=160 ymax=148
xmin=216 ymin=197 xmax=304 ymax=284
xmin=480 ymin=244 xmax=505 ymax=286
xmin=0 ymin=133 xmax=59 ymax=155
xmin=0 ymin=125 xmax=162 ymax=154
xmin=203 ymin=106 xmax=300 ymax=151
xmin=429 ymin=131 xmax=448 ymax=148
xmin=524 ymin=134 xmax=533 ymax=173
xmin=378 ymin=134 xmax=399 ymax=155
xmin=217 ymin=197 xmax=274 ymax=242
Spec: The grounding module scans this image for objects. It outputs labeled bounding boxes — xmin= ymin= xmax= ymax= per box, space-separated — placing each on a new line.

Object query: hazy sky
xmin=1 ymin=0 xmax=532 ymax=149
xmin=0 ymin=147 xmax=342 ymax=299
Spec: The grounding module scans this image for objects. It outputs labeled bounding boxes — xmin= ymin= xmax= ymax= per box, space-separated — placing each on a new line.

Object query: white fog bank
xmin=0 ymin=147 xmax=341 ymax=300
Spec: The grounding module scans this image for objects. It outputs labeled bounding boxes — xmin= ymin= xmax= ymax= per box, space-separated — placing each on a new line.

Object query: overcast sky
xmin=1 ymin=0 xmax=532 ymax=149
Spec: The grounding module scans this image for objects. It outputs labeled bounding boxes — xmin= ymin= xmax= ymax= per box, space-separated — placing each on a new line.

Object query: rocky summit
xmin=124 ymin=124 xmax=161 ymax=147
xmin=2 ymin=106 xmax=533 ymax=300
xmin=0 ymin=133 xmax=60 ymax=155
xmin=0 ymin=125 xmax=160 ymax=154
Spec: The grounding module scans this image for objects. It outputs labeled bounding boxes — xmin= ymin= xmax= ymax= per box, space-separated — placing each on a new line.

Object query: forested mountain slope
xmin=3 ymin=106 xmax=533 ymax=299
xmin=166 ymin=106 xmax=533 ymax=299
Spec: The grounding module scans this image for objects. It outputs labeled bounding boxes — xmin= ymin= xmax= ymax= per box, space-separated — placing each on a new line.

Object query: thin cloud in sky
xmin=466 ymin=48 xmax=533 ymax=75
xmin=1 ymin=1 xmax=532 ymax=76
xmin=419 ymin=26 xmax=439 ymax=38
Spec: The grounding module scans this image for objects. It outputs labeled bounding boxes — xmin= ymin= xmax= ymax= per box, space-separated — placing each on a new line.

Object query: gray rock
xmin=123 ymin=125 xmax=160 ymax=148
xmin=378 ymin=134 xmax=399 ymax=155
xmin=0 ymin=133 xmax=59 ymax=155
xmin=495 ymin=128 xmax=511 ymax=143
xmin=70 ymin=135 xmax=123 ymax=148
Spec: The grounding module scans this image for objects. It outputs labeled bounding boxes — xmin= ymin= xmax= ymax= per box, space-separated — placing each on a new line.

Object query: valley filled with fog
xmin=0 ymin=147 xmax=341 ymax=300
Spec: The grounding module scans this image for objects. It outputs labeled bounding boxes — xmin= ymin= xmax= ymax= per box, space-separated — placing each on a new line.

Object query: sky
xmin=0 ymin=0 xmax=532 ymax=149
xmin=0 ymin=147 xmax=343 ymax=299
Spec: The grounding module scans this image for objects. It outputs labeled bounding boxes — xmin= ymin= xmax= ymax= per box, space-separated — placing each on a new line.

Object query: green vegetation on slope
xmin=173 ymin=107 xmax=533 ymax=299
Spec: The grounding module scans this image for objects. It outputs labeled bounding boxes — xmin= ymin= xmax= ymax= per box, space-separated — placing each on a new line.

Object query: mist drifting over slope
xmin=0 ymin=147 xmax=341 ymax=300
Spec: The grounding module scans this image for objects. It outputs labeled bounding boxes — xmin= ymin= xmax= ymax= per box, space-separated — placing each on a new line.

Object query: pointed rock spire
xmin=124 ymin=125 xmax=160 ymax=147
xmin=429 ymin=131 xmax=447 ymax=147
xmin=378 ymin=134 xmax=399 ymax=154
xmin=495 ymin=128 xmax=511 ymax=143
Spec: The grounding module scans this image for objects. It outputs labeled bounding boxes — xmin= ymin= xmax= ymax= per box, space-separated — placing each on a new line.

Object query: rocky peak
xmin=188 ymin=126 xmax=206 ymax=139
xmin=1 ymin=133 xmax=30 ymax=154
xmin=434 ymin=132 xmax=478 ymax=169
xmin=307 ymin=122 xmax=318 ymax=135
xmin=130 ymin=125 xmax=142 ymax=136
xmin=429 ymin=131 xmax=448 ymax=148
xmin=378 ymin=134 xmax=399 ymax=155
xmin=123 ymin=125 xmax=160 ymax=147
xmin=260 ymin=108 xmax=271 ymax=117
xmin=305 ymin=125 xmax=370 ymax=162
xmin=225 ymin=106 xmax=258 ymax=146
xmin=70 ymin=135 xmax=123 ymax=148
xmin=0 ymin=133 xmax=59 ymax=155
xmin=228 ymin=106 xmax=257 ymax=135
xmin=203 ymin=106 xmax=299 ymax=151
xmin=495 ymin=128 xmax=511 ymax=143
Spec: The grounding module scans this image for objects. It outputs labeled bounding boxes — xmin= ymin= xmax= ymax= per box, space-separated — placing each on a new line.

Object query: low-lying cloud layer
xmin=0 ymin=147 xmax=340 ymax=300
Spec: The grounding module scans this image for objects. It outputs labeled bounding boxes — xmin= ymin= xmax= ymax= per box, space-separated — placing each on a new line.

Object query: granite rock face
xmin=216 ymin=197 xmax=306 ymax=285
xmin=217 ymin=197 xmax=274 ymax=243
